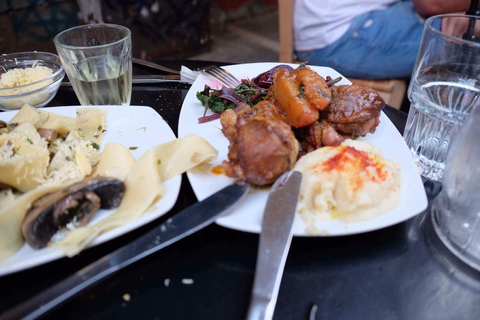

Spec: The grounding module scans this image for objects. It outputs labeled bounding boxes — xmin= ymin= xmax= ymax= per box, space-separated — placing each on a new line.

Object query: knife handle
xmin=0 ymin=239 xmax=150 ymax=320
xmin=246 ymin=219 xmax=294 ymax=320
xmin=246 ymin=297 xmax=271 ymax=320
xmin=0 ymin=182 xmax=249 ymax=320
xmin=1 ymin=221 xmax=185 ymax=320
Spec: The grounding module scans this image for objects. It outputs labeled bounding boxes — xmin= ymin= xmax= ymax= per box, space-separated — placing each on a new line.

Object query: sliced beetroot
xmin=198 ymin=113 xmax=222 ymax=124
xmin=216 ymin=86 xmax=245 ymax=104
xmin=252 ymin=65 xmax=294 ymax=88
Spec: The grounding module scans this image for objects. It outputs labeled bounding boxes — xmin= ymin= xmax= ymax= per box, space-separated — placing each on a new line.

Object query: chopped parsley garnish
xmin=91 ymin=142 xmax=100 ymax=150
xmin=129 ymin=147 xmax=138 ymax=150
xmin=157 ymin=159 xmax=161 ymax=164
xmin=26 ymin=138 xmax=33 ymax=144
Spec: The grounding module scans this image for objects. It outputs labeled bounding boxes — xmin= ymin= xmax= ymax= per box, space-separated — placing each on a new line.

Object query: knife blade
xmin=246 ymin=171 xmax=303 ymax=320
xmin=0 ymin=181 xmax=249 ymax=320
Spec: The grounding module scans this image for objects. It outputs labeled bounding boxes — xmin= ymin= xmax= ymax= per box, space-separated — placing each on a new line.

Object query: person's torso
xmin=294 ymin=0 xmax=398 ymax=51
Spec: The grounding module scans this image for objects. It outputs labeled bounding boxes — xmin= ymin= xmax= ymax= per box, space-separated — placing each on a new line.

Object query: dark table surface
xmin=1 ymin=60 xmax=479 ymax=320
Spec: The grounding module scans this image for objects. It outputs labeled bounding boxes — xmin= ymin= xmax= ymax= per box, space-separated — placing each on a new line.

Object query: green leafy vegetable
xmin=196 ymin=82 xmax=267 ymax=115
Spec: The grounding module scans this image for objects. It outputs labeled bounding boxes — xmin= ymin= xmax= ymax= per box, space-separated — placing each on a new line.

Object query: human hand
xmin=440 ymin=12 xmax=480 ymax=39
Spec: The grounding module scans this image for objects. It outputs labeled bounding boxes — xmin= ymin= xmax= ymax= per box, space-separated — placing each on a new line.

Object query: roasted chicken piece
xmin=325 ymin=84 xmax=385 ymax=138
xmin=271 ymin=66 xmax=331 ymax=128
xmin=221 ymin=102 xmax=299 ymax=186
xmin=221 ymin=101 xmax=287 ymax=142
xmin=299 ymin=120 xmax=346 ymax=152
xmin=219 ymin=68 xmax=383 ymax=184
xmin=221 ymin=102 xmax=253 ymax=143
xmin=298 ymin=84 xmax=384 ymax=151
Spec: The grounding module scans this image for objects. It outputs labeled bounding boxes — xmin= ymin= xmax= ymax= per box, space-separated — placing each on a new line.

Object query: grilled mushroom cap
xmin=21 ymin=177 xmax=125 ymax=249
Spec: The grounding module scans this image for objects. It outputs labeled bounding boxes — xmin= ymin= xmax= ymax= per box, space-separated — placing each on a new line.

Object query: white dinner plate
xmin=178 ymin=62 xmax=428 ymax=237
xmin=0 ymin=105 xmax=180 ymax=276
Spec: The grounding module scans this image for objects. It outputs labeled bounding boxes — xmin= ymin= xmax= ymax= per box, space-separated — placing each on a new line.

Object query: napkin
xmin=180 ymin=66 xmax=201 ymax=84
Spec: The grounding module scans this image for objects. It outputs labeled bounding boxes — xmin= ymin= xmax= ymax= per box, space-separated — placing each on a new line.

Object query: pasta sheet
xmin=52 ymin=134 xmax=218 ymax=257
xmin=0 ymin=184 xmax=63 ymax=261
xmin=93 ymin=142 xmax=135 ymax=181
xmin=0 ymin=123 xmax=49 ymax=192
xmin=0 ymin=105 xmax=107 ymax=261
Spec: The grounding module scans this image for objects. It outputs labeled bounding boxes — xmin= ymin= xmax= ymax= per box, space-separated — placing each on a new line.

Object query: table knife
xmin=132 ymin=58 xmax=181 ymax=75
xmin=246 ymin=171 xmax=302 ymax=320
xmin=0 ymin=181 xmax=249 ymax=320
xmin=60 ymin=74 xmax=183 ymax=87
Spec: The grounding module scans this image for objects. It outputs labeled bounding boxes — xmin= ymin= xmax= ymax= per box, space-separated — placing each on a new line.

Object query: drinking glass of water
xmin=404 ymin=14 xmax=480 ymax=181
xmin=54 ymin=24 xmax=132 ymax=106
xmin=431 ymin=104 xmax=480 ymax=271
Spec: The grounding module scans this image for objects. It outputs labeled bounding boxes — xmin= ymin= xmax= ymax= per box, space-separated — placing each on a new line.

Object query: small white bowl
xmin=0 ymin=52 xmax=65 ymax=111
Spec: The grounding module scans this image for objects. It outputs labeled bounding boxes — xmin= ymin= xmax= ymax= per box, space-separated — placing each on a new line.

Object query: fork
xmin=201 ymin=65 xmax=242 ymax=88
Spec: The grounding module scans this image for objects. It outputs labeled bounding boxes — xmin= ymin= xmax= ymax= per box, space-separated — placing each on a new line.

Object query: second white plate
xmin=0 ymin=105 xmax=180 ymax=276
xmin=178 ymin=62 xmax=428 ymax=237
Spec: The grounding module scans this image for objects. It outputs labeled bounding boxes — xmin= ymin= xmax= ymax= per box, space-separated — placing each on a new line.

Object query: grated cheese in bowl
xmin=0 ymin=52 xmax=65 ymax=110
xmin=0 ymin=65 xmax=54 ymax=93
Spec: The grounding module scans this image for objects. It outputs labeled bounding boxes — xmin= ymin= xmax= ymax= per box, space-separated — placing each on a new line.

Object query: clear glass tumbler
xmin=404 ymin=14 xmax=480 ymax=181
xmin=431 ymin=104 xmax=480 ymax=271
xmin=54 ymin=24 xmax=132 ymax=106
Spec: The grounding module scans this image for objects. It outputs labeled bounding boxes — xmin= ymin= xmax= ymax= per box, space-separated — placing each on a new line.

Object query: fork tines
xmin=201 ymin=65 xmax=242 ymax=88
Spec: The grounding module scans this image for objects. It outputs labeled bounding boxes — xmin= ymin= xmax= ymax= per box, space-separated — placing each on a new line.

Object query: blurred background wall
xmin=101 ymin=0 xmax=210 ymax=60
xmin=0 ymin=0 xmax=79 ymax=54
xmin=0 ymin=0 xmax=210 ymax=60
xmin=0 ymin=0 xmax=278 ymax=63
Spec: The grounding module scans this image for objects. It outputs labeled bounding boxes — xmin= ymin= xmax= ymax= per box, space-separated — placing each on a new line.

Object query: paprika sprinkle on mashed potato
xmin=319 ymin=146 xmax=389 ymax=190
xmin=294 ymin=140 xmax=402 ymax=234
xmin=323 ymin=146 xmax=374 ymax=172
